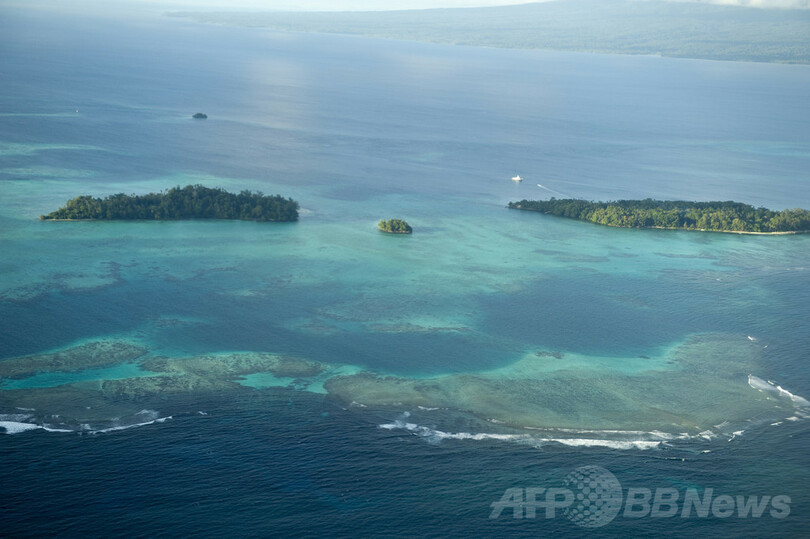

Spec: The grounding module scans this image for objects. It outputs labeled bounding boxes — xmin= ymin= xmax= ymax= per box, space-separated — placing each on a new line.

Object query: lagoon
xmin=1 ymin=5 xmax=809 ymax=536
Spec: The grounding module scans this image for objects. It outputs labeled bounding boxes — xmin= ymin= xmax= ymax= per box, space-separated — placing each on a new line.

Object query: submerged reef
xmin=0 ymin=340 xmax=147 ymax=379
xmin=0 ymin=344 xmax=328 ymax=431
xmin=1 ymin=334 xmax=807 ymax=441
xmin=324 ymin=334 xmax=808 ymax=436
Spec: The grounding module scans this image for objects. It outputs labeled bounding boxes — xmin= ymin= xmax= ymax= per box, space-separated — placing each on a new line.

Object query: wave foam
xmin=0 ymin=410 xmax=172 ymax=435
xmin=748 ymin=375 xmax=810 ymax=407
xmin=547 ymin=438 xmax=662 ymax=450
xmin=0 ymin=421 xmax=73 ymax=434
xmin=377 ymin=405 xmax=800 ymax=449
xmin=378 ymin=417 xmax=664 ymax=450
xmin=0 ymin=421 xmax=43 ymax=434
xmin=85 ymin=416 xmax=171 ymax=434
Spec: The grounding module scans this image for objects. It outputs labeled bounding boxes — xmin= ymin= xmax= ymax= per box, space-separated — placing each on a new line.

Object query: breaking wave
xmin=0 ymin=410 xmax=171 ymax=435
xmin=378 ymin=413 xmax=667 ymax=450
xmin=378 ymin=376 xmax=810 ymax=453
xmin=748 ymin=375 xmax=810 ymax=409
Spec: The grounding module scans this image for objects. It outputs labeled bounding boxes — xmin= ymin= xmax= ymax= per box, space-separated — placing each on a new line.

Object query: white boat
xmin=511 ymin=175 xmax=523 ymax=182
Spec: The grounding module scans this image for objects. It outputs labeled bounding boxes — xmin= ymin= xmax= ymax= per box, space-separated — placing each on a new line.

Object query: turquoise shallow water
xmin=1 ymin=5 xmax=810 ymax=536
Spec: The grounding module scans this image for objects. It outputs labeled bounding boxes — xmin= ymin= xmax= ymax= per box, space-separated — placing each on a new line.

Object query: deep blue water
xmin=1 ymin=4 xmax=809 ymax=537
xmin=2 ymin=393 xmax=810 ymax=537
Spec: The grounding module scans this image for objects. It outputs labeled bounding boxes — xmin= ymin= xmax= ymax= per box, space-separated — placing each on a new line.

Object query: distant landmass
xmin=41 ymin=185 xmax=299 ymax=222
xmin=509 ymin=198 xmax=810 ymax=234
xmin=192 ymin=112 xmax=208 ymax=119
xmin=169 ymin=0 xmax=810 ymax=64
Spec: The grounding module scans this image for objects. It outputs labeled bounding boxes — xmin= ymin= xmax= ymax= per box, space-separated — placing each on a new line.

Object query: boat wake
xmin=536 ymin=183 xmax=569 ymax=198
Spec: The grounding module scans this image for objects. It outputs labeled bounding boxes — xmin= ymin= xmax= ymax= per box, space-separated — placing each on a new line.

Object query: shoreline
xmin=509 ymin=206 xmax=810 ymax=236
xmin=650 ymin=226 xmax=808 ymax=236
xmin=630 ymin=224 xmax=808 ymax=235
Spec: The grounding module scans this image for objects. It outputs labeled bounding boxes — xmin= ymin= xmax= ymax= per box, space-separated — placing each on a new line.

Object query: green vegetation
xmin=192 ymin=112 xmax=208 ymax=119
xmin=170 ymin=0 xmax=810 ymax=64
xmin=41 ymin=184 xmax=299 ymax=222
xmin=508 ymin=198 xmax=810 ymax=233
xmin=378 ymin=218 xmax=412 ymax=234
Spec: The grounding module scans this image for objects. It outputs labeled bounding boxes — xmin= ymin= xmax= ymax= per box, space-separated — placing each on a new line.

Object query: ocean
xmin=1 ymin=5 xmax=809 ymax=537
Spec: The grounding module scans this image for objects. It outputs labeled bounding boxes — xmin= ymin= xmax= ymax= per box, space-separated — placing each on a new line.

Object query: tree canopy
xmin=378 ymin=218 xmax=412 ymax=234
xmin=508 ymin=198 xmax=810 ymax=233
xmin=41 ymin=185 xmax=299 ymax=222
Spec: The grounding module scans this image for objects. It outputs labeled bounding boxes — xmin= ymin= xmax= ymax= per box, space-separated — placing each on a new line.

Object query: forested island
xmin=378 ymin=218 xmax=412 ymax=234
xmin=41 ymin=185 xmax=299 ymax=222
xmin=508 ymin=198 xmax=810 ymax=234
